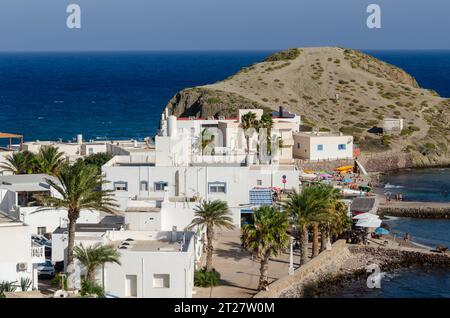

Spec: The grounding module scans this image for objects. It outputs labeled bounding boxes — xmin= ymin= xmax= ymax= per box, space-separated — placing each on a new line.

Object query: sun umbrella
xmin=374 ymin=227 xmax=389 ymax=235
xmin=343 ymin=178 xmax=353 ymax=183
xmin=352 ymin=213 xmax=379 ymax=220
xmin=356 ymin=218 xmax=382 ymax=228
xmin=318 ymin=173 xmax=332 ymax=178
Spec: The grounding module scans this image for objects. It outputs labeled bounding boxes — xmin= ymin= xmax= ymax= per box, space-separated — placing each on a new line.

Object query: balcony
xmin=31 ymin=245 xmax=45 ymax=264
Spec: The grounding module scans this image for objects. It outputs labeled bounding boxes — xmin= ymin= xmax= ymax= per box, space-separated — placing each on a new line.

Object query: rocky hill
xmin=165 ymin=47 xmax=450 ymax=169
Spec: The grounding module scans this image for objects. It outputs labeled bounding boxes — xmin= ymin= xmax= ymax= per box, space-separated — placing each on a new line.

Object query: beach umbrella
xmin=318 ymin=173 xmax=332 ymax=178
xmin=356 ymin=218 xmax=382 ymax=228
xmin=374 ymin=227 xmax=389 ymax=235
xmin=352 ymin=213 xmax=379 ymax=220
xmin=343 ymin=178 xmax=353 ymax=183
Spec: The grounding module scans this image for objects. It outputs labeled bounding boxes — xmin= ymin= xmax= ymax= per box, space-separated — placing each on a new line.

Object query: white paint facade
xmin=293 ymin=132 xmax=353 ymax=161
xmin=103 ymin=230 xmax=198 ymax=298
xmin=0 ymin=212 xmax=44 ymax=290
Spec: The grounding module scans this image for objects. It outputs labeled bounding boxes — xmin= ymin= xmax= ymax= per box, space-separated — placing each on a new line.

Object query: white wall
xmin=294 ymin=134 xmax=353 ymax=161
xmin=103 ymin=232 xmax=195 ymax=298
xmin=104 ymin=164 xmax=299 ymax=227
xmin=0 ymin=222 xmax=35 ymax=289
xmin=19 ymin=207 xmax=100 ymax=235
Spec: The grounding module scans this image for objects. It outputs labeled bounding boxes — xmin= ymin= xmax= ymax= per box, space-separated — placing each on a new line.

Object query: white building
xmin=0 ymin=212 xmax=45 ymax=290
xmin=0 ymin=174 xmax=100 ymax=235
xmin=383 ymin=118 xmax=404 ymax=134
xmin=51 ymin=221 xmax=124 ymax=264
xmin=51 ymin=218 xmax=200 ymax=298
xmin=22 ymin=134 xmax=108 ymax=162
xmin=293 ymin=132 xmax=353 ymax=161
xmin=103 ymin=229 xmax=199 ymax=298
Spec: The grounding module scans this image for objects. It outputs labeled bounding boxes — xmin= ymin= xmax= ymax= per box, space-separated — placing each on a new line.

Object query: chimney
xmin=171 ymin=226 xmax=178 ymax=242
xmin=76 ymin=134 xmax=83 ymax=145
xmin=279 ymin=106 xmax=285 ymax=118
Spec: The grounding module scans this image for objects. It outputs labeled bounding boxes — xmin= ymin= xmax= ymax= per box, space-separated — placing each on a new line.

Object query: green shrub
xmin=206 ymin=97 xmax=221 ymax=105
xmin=194 ymin=268 xmax=221 ymax=287
xmin=80 ymin=280 xmax=105 ymax=298
xmin=264 ymin=48 xmax=300 ymax=62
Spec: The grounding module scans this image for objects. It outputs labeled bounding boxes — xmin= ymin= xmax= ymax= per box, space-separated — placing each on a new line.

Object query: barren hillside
xmin=165 ymin=47 xmax=449 ymax=168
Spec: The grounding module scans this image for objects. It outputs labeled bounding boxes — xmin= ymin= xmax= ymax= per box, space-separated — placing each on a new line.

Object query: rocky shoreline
xmin=302 ymin=245 xmax=450 ymax=297
xmin=254 ymin=241 xmax=450 ymax=298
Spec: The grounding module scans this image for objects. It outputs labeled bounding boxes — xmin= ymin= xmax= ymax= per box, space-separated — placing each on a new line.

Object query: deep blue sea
xmin=382 ymin=168 xmax=450 ymax=203
xmin=0 ymin=50 xmax=448 ymax=143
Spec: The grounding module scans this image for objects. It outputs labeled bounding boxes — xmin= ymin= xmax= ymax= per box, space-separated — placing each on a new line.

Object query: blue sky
xmin=0 ymin=0 xmax=448 ymax=51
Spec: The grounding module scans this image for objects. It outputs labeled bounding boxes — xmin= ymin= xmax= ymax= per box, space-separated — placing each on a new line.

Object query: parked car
xmin=37 ymin=260 xmax=55 ymax=277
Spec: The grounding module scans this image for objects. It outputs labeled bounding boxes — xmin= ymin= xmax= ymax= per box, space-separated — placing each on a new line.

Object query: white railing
xmin=31 ymin=246 xmax=45 ymax=263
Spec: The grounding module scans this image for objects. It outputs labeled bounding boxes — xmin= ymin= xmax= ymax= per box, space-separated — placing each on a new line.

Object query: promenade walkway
xmin=193 ymin=229 xmax=304 ymax=298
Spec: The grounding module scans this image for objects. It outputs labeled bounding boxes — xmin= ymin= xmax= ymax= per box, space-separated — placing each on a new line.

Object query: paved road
xmin=193 ymin=229 xmax=304 ymax=298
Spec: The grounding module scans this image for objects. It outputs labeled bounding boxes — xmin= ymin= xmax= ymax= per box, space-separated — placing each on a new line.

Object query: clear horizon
xmin=0 ymin=0 xmax=449 ymax=51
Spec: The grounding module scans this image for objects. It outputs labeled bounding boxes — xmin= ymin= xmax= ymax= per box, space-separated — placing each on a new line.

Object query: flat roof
xmin=113 ymin=234 xmax=192 ymax=252
xmin=0 ymin=174 xmax=57 ymax=192
xmin=0 ymin=212 xmax=22 ymax=225
xmin=53 ymin=223 xmax=122 ymax=234
xmin=0 ymin=133 xmax=23 ymax=139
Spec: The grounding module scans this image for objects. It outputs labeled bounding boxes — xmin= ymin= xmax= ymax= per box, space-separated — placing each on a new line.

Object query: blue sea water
xmin=0 ymin=50 xmax=448 ymax=143
xmin=0 ymin=51 xmax=272 ymax=143
xmin=319 ymin=266 xmax=450 ymax=298
xmin=382 ymin=168 xmax=450 ymax=203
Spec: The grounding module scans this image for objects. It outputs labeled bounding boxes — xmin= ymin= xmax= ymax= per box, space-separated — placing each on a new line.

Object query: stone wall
xmin=253 ymin=241 xmax=450 ymax=298
xmin=253 ymin=240 xmax=350 ymax=298
xmin=379 ymin=206 xmax=450 ymax=219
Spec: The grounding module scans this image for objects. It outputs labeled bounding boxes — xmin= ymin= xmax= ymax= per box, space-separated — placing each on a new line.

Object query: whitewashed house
xmin=293 ymin=132 xmax=353 ymax=161
xmin=0 ymin=174 xmax=100 ymax=235
xmin=0 ymin=212 xmax=45 ymax=290
xmin=103 ymin=229 xmax=199 ymax=298
xmin=383 ymin=118 xmax=404 ymax=134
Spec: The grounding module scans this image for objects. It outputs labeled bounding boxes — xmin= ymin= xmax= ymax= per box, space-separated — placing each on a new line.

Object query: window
xmin=140 ymin=181 xmax=148 ymax=191
xmin=297 ymin=143 xmax=301 ymax=149
xmin=208 ymin=182 xmax=226 ymax=194
xmin=114 ymin=182 xmax=128 ymax=191
xmin=154 ymin=181 xmax=168 ymax=191
xmin=37 ymin=227 xmax=46 ymax=235
xmin=338 ymin=144 xmax=346 ymax=150
xmin=153 ymin=274 xmax=170 ymax=288
xmin=125 ymin=275 xmax=137 ymax=297
xmin=317 ymin=144 xmax=324 ymax=151
xmin=88 ymin=147 xmax=94 ymax=155
xmin=257 ymin=179 xmax=262 ymax=186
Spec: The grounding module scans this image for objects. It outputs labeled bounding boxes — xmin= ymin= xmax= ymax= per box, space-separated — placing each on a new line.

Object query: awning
xmin=352 ymin=212 xmax=379 ymax=220
xmin=356 ymin=218 xmax=382 ymax=228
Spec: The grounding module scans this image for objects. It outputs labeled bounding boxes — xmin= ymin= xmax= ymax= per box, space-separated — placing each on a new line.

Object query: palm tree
xmin=282 ymin=187 xmax=331 ymax=265
xmin=38 ymin=162 xmax=118 ymax=289
xmin=187 ymin=200 xmax=234 ymax=272
xmin=241 ymin=206 xmax=290 ymax=291
xmin=240 ymin=112 xmax=258 ymax=155
xmin=35 ymin=145 xmax=65 ymax=176
xmin=0 ymin=151 xmax=36 ymax=174
xmin=74 ymin=243 xmax=121 ymax=284
xmin=310 ymin=185 xmax=340 ymax=257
